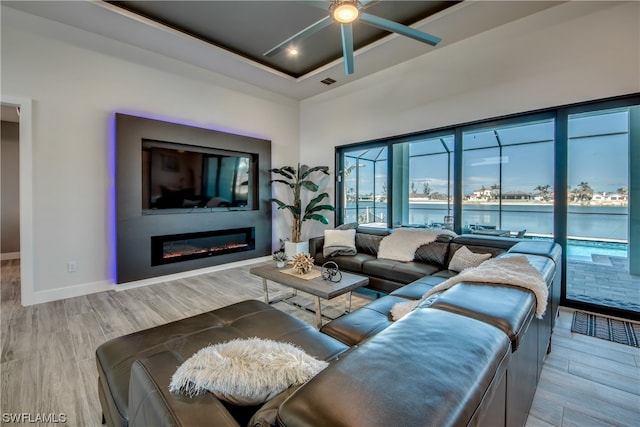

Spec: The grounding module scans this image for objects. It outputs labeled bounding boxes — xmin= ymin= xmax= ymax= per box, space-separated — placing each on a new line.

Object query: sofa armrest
xmin=128 ymin=351 xmax=240 ymax=427
xmin=308 ymin=236 xmax=325 ymax=263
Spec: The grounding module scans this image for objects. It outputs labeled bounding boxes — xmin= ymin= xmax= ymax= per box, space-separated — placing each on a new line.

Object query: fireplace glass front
xmin=151 ymin=227 xmax=255 ymax=266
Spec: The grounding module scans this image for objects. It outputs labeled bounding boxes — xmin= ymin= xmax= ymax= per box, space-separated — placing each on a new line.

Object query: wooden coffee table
xmin=250 ymin=263 xmax=369 ymax=329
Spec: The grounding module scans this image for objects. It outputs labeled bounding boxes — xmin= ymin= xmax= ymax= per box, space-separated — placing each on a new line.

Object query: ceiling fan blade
xmin=359 ymin=0 xmax=382 ymax=9
xmin=263 ymin=15 xmax=333 ymax=57
xmin=341 ymin=23 xmax=355 ymax=75
xmin=359 ymin=12 xmax=441 ymax=46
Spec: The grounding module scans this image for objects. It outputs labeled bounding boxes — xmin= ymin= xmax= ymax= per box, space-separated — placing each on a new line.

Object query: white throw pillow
xmin=448 ymin=246 xmax=491 ymax=272
xmin=169 ymin=338 xmax=328 ymax=405
xmin=323 ymin=229 xmax=357 ymax=257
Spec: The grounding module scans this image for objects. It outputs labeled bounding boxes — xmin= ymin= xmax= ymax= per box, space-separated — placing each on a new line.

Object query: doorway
xmin=1 ymin=96 xmax=34 ymax=306
xmin=565 ymin=106 xmax=639 ymax=316
xmin=1 ymin=105 xmax=20 ymax=260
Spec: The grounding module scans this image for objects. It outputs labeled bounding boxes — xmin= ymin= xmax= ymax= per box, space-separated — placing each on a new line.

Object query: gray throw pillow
xmin=323 ymin=229 xmax=357 ymax=258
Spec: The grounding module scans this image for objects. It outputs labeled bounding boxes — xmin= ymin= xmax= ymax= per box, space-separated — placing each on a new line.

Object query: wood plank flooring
xmin=1 ymin=258 xmax=639 ymax=427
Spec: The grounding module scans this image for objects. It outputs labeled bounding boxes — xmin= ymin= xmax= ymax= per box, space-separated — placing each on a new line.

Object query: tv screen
xmin=142 ymin=140 xmax=255 ymax=212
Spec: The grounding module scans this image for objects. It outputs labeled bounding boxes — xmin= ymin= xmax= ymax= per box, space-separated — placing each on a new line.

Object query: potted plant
xmin=272 ymin=251 xmax=288 ymax=268
xmin=270 ymin=164 xmax=335 ymax=258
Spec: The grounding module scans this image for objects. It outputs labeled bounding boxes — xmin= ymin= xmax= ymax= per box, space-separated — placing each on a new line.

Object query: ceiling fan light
xmin=332 ymin=2 xmax=359 ymax=24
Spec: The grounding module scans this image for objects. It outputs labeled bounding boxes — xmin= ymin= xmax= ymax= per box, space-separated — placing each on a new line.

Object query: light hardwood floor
xmin=1 ymin=259 xmax=639 ymax=426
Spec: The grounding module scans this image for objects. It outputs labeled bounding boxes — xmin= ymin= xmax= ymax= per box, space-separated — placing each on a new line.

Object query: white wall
xmin=1 ymin=8 xmax=300 ymax=303
xmin=300 ymin=1 xmax=640 ymax=237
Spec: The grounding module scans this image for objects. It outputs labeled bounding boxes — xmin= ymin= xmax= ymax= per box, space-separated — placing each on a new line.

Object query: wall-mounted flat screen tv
xmin=141 ymin=139 xmax=257 ymax=213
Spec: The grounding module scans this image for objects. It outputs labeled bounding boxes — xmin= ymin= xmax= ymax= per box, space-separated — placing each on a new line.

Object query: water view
xmin=345 ymin=201 xmax=628 ymax=240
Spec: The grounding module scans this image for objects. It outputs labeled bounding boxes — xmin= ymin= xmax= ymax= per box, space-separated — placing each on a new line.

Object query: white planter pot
xmin=284 ymin=241 xmax=309 ymax=260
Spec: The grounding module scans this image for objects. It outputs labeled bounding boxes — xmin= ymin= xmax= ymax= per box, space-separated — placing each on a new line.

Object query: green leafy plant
xmin=270 ymin=164 xmax=335 ymax=243
xmin=272 ymin=251 xmax=288 ymax=262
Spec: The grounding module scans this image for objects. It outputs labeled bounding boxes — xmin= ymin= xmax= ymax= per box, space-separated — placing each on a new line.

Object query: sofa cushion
xmin=499 ymin=253 xmax=556 ymax=287
xmin=279 ymin=308 xmax=511 ymax=427
xmin=452 ymin=235 xmax=518 ymax=251
xmin=128 ymin=351 xmax=241 ymax=427
xmin=326 ymin=253 xmax=376 ymax=273
xmin=355 ymin=232 xmax=386 ymax=256
xmin=377 ymin=229 xmax=455 ymax=262
xmin=508 ymin=240 xmax=562 ymax=264
xmin=448 ymin=246 xmax=492 ymax=272
xmin=447 ymin=235 xmax=508 ymax=265
xmin=430 ymin=282 xmax=536 ymax=351
xmin=390 ymin=275 xmax=448 ymax=300
xmin=413 ymin=235 xmax=453 ymax=267
xmin=320 ymin=296 xmax=408 ymax=346
xmin=362 ymin=258 xmax=440 ymax=284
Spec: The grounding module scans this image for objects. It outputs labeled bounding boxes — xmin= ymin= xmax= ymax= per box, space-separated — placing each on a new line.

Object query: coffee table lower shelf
xmin=250 ymin=263 xmax=369 ymax=329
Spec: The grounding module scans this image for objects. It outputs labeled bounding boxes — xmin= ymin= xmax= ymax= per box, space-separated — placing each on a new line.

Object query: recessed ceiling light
xmin=288 ymin=48 xmax=299 ymax=56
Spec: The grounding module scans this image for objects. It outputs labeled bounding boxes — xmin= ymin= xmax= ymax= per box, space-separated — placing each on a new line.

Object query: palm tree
xmin=573 ymin=181 xmax=594 ymax=205
xmin=422 ymin=181 xmax=431 ymax=196
xmin=534 ymin=184 xmax=552 ymax=202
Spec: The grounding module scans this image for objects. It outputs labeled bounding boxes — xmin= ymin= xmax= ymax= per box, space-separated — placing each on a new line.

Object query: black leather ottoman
xmin=96 ymin=299 xmax=348 ymax=427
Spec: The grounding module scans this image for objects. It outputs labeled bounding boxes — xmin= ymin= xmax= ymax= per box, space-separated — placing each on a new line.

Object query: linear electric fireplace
xmin=151 ymin=227 xmax=255 ymax=266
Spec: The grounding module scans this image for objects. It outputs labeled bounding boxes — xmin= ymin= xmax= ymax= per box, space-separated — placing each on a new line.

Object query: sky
xmin=345 ymin=109 xmax=630 ymax=196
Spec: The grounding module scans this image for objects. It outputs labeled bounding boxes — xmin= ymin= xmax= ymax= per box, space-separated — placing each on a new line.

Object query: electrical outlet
xmin=67 ymin=261 xmax=77 ymax=273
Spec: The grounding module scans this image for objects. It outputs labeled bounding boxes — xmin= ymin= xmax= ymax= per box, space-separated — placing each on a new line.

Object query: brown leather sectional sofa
xmin=96 ymin=229 xmax=561 ymax=427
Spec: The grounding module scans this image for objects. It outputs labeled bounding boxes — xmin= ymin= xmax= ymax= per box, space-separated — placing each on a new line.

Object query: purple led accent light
xmin=108 ymin=113 xmax=117 ymax=283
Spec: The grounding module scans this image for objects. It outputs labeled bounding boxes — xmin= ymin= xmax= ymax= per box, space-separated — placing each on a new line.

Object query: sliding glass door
xmin=565 ymin=107 xmax=637 ymax=313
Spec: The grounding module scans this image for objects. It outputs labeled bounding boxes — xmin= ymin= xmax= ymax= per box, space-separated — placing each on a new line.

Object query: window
xmin=462 ymin=119 xmax=555 ymax=236
xmin=392 ymin=135 xmax=454 ymax=228
xmin=339 ymin=146 xmax=388 ymax=227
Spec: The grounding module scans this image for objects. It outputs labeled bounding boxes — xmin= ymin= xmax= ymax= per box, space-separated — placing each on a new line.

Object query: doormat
xmin=571 ymin=311 xmax=640 ymax=348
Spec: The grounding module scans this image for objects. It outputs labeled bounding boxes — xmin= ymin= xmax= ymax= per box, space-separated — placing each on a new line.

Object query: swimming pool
xmin=531 ymin=237 xmax=628 ymax=261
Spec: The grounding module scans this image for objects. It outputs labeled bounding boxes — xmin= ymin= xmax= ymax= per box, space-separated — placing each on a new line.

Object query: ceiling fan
xmin=263 ymin=0 xmax=442 ymax=75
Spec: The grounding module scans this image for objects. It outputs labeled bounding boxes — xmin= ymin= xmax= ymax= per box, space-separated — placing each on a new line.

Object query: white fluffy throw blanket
xmin=391 ymin=256 xmax=548 ymax=321
xmin=378 ymin=228 xmax=457 ymax=262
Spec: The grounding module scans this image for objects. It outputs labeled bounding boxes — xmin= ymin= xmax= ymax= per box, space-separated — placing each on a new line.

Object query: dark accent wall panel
xmin=115 ymin=113 xmax=272 ymax=283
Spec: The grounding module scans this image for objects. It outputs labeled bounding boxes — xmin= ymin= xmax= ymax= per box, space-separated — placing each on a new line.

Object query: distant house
xmin=501 ymin=191 xmax=532 ymax=200
xmin=593 ymin=192 xmax=628 ymax=202
xmin=466 ymin=189 xmax=493 ymax=201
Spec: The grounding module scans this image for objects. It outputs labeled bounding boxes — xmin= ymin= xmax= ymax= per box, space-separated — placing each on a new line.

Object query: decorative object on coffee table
xmin=269 ymin=164 xmax=335 ymax=259
xmin=292 ymin=253 xmax=314 ymax=275
xmin=321 ymin=261 xmax=342 ymax=283
xmin=273 ymin=251 xmax=288 ymax=268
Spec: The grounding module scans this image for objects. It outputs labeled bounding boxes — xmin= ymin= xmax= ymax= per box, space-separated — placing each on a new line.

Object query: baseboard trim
xmin=1 ymin=252 xmax=20 ymax=261
xmin=21 ymin=256 xmax=270 ymax=305
xmin=30 ymin=280 xmax=113 ymax=305
xmin=115 ymin=256 xmax=271 ymax=291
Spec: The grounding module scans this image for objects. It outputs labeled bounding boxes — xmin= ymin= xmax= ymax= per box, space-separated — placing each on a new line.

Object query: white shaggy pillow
xmin=169 ymin=338 xmax=328 ymax=406
xmin=448 ymin=246 xmax=491 ymax=272
xmin=323 ymin=229 xmax=357 ymax=257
